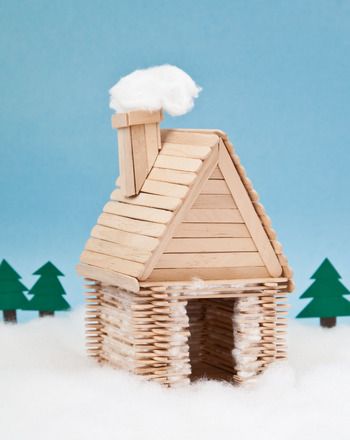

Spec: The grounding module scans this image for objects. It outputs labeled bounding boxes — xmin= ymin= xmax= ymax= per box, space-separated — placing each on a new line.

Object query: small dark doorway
xmin=186 ymin=298 xmax=236 ymax=381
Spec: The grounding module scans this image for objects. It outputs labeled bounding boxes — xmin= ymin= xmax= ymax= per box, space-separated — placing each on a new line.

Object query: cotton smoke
xmin=109 ymin=65 xmax=202 ymax=116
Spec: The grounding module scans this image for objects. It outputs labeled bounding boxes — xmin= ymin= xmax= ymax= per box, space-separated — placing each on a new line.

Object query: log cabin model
xmin=77 ymin=66 xmax=294 ymax=386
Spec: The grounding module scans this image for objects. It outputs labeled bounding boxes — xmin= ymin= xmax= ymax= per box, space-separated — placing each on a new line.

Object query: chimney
xmin=112 ymin=110 xmax=163 ymax=197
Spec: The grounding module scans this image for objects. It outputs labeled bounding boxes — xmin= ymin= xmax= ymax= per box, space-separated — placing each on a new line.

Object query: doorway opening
xmin=186 ymin=298 xmax=236 ymax=381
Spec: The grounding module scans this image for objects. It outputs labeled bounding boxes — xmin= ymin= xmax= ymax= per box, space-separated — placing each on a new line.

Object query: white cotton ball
xmin=109 ymin=65 xmax=202 ymax=116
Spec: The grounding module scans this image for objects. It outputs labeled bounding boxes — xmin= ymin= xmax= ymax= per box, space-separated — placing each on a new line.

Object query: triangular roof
xmin=77 ymin=129 xmax=292 ymax=292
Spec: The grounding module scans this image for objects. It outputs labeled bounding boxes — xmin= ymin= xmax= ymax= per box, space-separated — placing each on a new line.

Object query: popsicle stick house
xmin=77 ymin=109 xmax=294 ymax=386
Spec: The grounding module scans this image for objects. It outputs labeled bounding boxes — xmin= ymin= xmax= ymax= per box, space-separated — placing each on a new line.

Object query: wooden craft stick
xmin=103 ymin=201 xmax=173 ymax=224
xmin=219 ymin=141 xmax=282 ymax=277
xmin=97 ymin=213 xmax=166 ymax=238
xmin=140 ymin=145 xmax=219 ymax=280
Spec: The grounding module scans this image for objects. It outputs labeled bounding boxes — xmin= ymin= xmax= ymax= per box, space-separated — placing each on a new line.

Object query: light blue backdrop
xmin=1 ymin=0 xmax=350 ymax=321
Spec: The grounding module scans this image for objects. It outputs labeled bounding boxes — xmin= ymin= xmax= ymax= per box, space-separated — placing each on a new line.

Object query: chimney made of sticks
xmin=112 ymin=110 xmax=163 ymax=197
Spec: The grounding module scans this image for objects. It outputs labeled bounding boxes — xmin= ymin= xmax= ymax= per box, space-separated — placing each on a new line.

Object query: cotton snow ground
xmin=1 ymin=310 xmax=349 ymax=440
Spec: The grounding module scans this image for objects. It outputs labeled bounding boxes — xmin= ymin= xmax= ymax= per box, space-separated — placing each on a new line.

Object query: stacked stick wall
xmin=146 ymin=279 xmax=289 ymax=384
xmin=186 ymin=297 xmax=285 ymax=383
xmin=232 ymin=293 xmax=288 ymax=383
xmin=85 ymin=279 xmax=103 ymax=359
xmin=85 ymin=279 xmax=191 ymax=386
xmin=84 ymin=278 xmax=288 ymax=386
xmin=232 ymin=296 xmax=264 ymax=383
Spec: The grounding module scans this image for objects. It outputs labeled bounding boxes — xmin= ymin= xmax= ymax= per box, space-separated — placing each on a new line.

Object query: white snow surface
xmin=1 ymin=309 xmax=350 ymax=440
xmin=109 ymin=65 xmax=201 ymax=116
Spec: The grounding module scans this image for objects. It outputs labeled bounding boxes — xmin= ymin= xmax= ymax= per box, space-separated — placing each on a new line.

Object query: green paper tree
xmin=0 ymin=259 xmax=28 ymax=323
xmin=296 ymin=258 xmax=350 ymax=328
xmin=26 ymin=262 xmax=70 ymax=317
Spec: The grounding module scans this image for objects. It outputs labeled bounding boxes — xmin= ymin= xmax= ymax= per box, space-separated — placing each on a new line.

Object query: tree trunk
xmin=39 ymin=311 xmax=54 ymax=318
xmin=320 ymin=317 xmax=336 ymax=328
xmin=3 ymin=310 xmax=17 ymax=323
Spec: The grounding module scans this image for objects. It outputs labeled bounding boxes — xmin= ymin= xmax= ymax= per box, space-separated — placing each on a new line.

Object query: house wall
xmin=149 ymin=166 xmax=270 ymax=281
xmin=85 ymin=277 xmax=288 ymax=386
xmin=85 ymin=279 xmax=192 ymax=386
xmin=186 ymin=294 xmax=285 ymax=383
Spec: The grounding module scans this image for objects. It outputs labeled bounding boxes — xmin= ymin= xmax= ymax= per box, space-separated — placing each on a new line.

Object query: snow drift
xmin=109 ymin=65 xmax=202 ymax=116
xmin=1 ymin=310 xmax=350 ymax=440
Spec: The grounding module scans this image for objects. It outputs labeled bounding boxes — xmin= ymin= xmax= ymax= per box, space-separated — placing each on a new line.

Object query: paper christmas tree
xmin=297 ymin=258 xmax=350 ymax=327
xmin=0 ymin=259 xmax=28 ymax=323
xmin=26 ymin=262 xmax=70 ymax=317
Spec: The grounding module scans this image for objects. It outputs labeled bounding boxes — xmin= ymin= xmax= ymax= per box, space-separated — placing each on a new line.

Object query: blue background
xmin=1 ymin=0 xmax=350 ymax=321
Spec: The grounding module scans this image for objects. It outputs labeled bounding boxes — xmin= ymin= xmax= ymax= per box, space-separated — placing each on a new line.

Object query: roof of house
xmin=77 ymin=129 xmax=293 ymax=293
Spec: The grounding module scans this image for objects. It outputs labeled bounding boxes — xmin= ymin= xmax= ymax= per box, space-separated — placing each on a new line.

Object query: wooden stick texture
xmin=219 ymin=141 xmax=282 ymax=277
